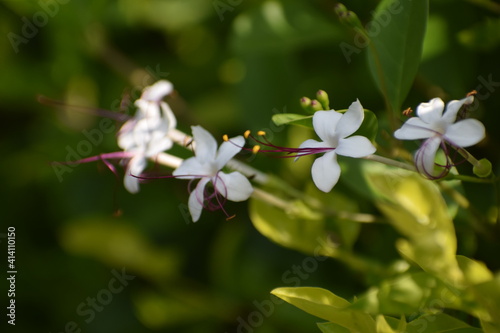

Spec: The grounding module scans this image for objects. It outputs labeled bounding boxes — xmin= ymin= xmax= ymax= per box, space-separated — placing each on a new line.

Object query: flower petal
xmin=416 ymin=98 xmax=445 ymax=124
xmin=140 ymin=80 xmax=173 ymax=102
xmin=192 ymin=126 xmax=217 ymax=164
xmin=160 ymin=101 xmax=177 ymax=129
xmin=445 ymin=119 xmax=485 ymax=147
xmin=117 ymin=119 xmax=139 ymax=150
xmin=394 ymin=117 xmax=435 ymax=140
xmin=336 ymin=135 xmax=376 ymax=158
xmin=145 ymin=134 xmax=174 ymax=156
xmin=188 ymin=177 xmax=210 ymax=222
xmin=311 ymin=151 xmax=341 ymax=193
xmin=135 ymin=100 xmax=162 ymax=119
xmin=124 ymin=155 xmax=147 ymax=194
xmin=312 ymin=110 xmax=342 ymax=143
xmin=335 ymin=99 xmax=364 ymax=138
xmin=441 ymin=96 xmax=475 ymax=124
xmin=173 ymin=157 xmax=208 ymax=179
xmin=214 ymin=171 xmax=253 ymax=202
xmin=215 ymin=136 xmax=244 ymax=170
xmin=297 ymin=139 xmax=330 ymax=150
xmin=414 ymin=136 xmax=442 ymax=178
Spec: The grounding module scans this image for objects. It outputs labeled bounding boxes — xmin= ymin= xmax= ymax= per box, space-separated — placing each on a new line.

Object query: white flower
xmin=297 ymin=99 xmax=376 ymax=192
xmin=118 ymin=80 xmax=177 ymax=193
xmin=173 ymin=126 xmax=253 ymax=222
xmin=394 ymin=96 xmax=485 ymax=178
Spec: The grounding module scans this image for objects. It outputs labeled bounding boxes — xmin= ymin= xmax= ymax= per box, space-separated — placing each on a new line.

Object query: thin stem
xmin=442 ymin=174 xmax=495 ymax=184
xmin=251 ymin=188 xmax=290 ymax=211
xmin=154 ymin=152 xmax=183 ymax=169
xmin=456 ymin=147 xmax=481 ymax=168
xmin=363 ymin=154 xmax=417 ymax=172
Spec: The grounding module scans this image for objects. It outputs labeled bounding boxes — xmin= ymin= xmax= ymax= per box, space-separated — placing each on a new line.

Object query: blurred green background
xmin=1 ymin=0 xmax=499 ymax=332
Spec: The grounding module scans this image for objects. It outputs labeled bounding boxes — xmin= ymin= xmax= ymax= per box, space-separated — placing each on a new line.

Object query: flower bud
xmin=300 ymin=97 xmax=312 ymax=112
xmin=316 ymin=90 xmax=330 ymax=110
xmin=310 ymin=100 xmax=324 ymax=112
xmin=334 ymin=3 xmax=348 ymax=18
xmin=473 ymin=158 xmax=492 ymax=178
xmin=335 ymin=3 xmax=364 ymax=31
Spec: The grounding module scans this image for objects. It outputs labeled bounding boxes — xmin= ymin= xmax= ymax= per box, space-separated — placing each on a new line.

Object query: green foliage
xmin=249 ymin=196 xmax=334 ymax=257
xmin=4 ymin=0 xmax=500 ymax=332
xmin=366 ymin=168 xmax=462 ymax=283
xmin=271 ymin=287 xmax=376 ymax=333
xmin=458 ymin=18 xmax=500 ymax=52
xmin=366 ymin=0 xmax=429 ymax=115
xmin=272 ymin=113 xmax=313 ymax=128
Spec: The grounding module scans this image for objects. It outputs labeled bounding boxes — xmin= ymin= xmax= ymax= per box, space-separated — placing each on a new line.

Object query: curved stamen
xmin=399 ymin=121 xmax=473 ymax=179
xmin=133 ymin=171 xmax=235 ymax=219
xmin=224 ymin=130 xmax=335 ymax=158
xmin=38 ymin=95 xmax=130 ymax=122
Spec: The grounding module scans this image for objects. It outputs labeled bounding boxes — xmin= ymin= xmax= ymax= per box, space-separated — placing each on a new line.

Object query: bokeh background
xmin=1 ymin=0 xmax=499 ymax=332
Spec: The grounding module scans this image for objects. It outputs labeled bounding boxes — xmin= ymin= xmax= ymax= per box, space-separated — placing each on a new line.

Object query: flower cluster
xmin=55 ymin=79 xmax=488 ymax=223
xmin=60 ymin=80 xmax=254 ymax=222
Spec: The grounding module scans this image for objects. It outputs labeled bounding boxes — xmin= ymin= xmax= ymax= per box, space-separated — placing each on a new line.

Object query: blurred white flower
xmin=118 ymin=80 xmax=177 ymax=193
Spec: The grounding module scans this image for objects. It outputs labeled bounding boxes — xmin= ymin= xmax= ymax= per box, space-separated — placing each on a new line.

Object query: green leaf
xmin=365 ymin=168 xmax=464 ymax=285
xmin=366 ymin=0 xmax=428 ymax=114
xmin=248 ymin=197 xmax=336 ymax=257
xmin=456 ymin=255 xmax=493 ymax=286
xmin=376 ymin=315 xmax=397 ymax=333
xmin=350 ymin=272 xmax=462 ymax=315
xmin=271 ymin=287 xmax=376 ymax=333
xmin=317 ymin=322 xmax=351 ymax=333
xmin=471 ymin=274 xmax=500 ymax=327
xmin=354 ymin=109 xmax=378 ymax=142
xmin=231 ymin=0 xmax=342 ymax=55
xmin=272 ymin=113 xmax=313 ymax=128
xmin=405 ymin=313 xmax=482 ymax=333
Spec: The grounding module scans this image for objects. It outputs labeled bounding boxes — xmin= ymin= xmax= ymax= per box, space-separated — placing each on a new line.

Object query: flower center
xmin=433 ymin=120 xmax=448 ymax=135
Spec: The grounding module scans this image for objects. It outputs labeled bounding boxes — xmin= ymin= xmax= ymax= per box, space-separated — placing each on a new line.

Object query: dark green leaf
xmin=366 ymin=0 xmax=429 ymax=114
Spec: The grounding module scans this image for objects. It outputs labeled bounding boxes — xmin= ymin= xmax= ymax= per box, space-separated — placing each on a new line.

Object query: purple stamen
xmin=133 ymin=171 xmax=235 ymax=219
xmin=38 ymin=95 xmax=131 ymax=123
xmin=227 ymin=132 xmax=335 ymax=159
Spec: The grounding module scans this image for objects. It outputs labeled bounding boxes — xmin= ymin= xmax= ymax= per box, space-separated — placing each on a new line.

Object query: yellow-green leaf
xmin=272 ymin=287 xmax=376 ymax=333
